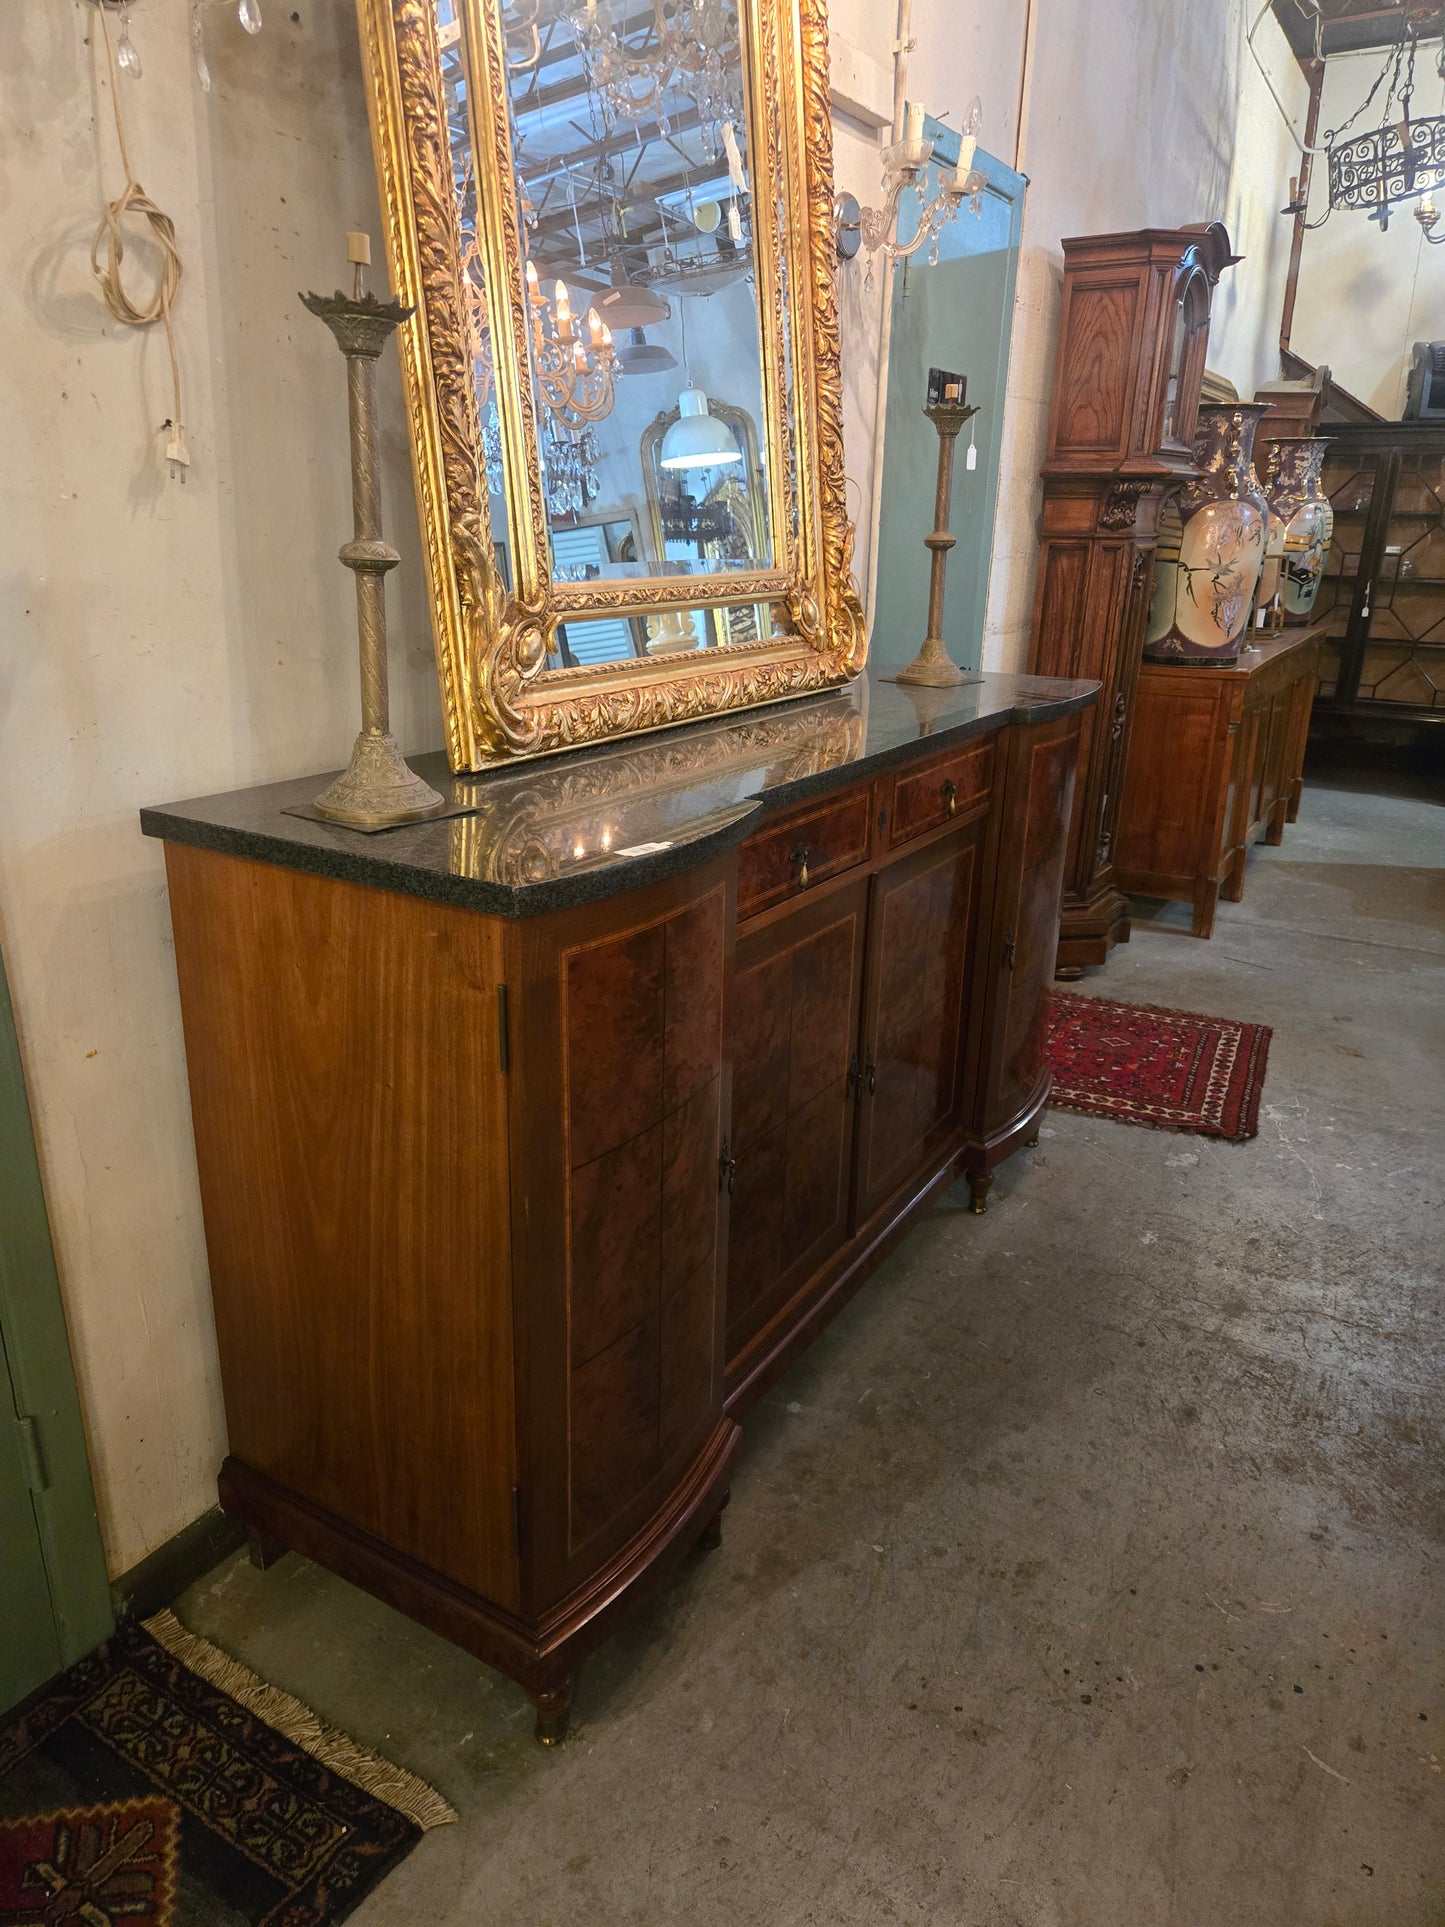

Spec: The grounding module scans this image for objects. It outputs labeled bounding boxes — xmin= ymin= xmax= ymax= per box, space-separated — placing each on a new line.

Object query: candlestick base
xmin=891 ymin=635 xmax=969 ymax=688
xmin=313 ymin=729 xmax=446 ymax=829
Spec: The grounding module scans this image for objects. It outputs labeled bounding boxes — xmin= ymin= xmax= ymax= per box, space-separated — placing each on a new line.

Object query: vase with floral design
xmin=1267 ymin=437 xmax=1333 ymax=622
xmin=1145 ymin=402 xmax=1270 ymax=664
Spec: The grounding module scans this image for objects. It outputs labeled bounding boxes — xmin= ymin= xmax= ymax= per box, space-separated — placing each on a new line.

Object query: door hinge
xmin=497 ymin=984 xmax=511 ymax=1073
xmin=16 ymin=1415 xmax=48 ymax=1494
xmin=847 ymin=1051 xmax=861 ymax=1096
xmin=511 ymin=1484 xmax=522 ymax=1555
xmin=1002 ymin=929 xmax=1016 ymax=970
xmin=718 ymin=1135 xmax=738 ymax=1196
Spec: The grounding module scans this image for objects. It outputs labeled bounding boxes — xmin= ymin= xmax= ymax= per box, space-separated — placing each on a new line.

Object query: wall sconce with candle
xmin=835 ymin=96 xmax=988 ymax=286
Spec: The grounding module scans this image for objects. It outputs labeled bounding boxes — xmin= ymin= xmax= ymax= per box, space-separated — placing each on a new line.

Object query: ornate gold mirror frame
xmin=356 ymin=0 xmax=866 ymax=771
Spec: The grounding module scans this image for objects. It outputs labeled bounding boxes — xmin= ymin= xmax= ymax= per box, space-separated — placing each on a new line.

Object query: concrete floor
xmin=176 ymin=773 xmax=1444 ymax=1927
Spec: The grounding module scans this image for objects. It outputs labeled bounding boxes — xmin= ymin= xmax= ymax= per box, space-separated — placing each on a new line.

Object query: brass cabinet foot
xmin=246 ymin=1525 xmax=286 ymax=1572
xmin=529 ymin=1678 xmax=574 ymax=1747
xmin=1024 ymin=1134 xmax=1039 ymax=1149
xmin=967 ymin=1171 xmax=993 ymax=1215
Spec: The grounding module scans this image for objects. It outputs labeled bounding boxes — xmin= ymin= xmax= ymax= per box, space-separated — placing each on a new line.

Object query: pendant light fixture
xmin=593 ymin=260 xmax=672 ymax=333
xmin=659 ymin=297 xmax=741 ymax=470
xmin=660 ymin=385 xmax=742 ymax=468
xmin=615 ymin=326 xmax=678 ymax=374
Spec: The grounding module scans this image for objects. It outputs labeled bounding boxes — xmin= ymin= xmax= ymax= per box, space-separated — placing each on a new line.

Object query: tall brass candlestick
xmin=893 ymin=398 xmax=980 ymax=688
xmin=304 ymin=233 xmax=444 ymax=829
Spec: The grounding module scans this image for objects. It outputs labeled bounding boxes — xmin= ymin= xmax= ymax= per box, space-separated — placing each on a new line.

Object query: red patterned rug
xmin=1046 ymin=992 xmax=1271 ymax=1140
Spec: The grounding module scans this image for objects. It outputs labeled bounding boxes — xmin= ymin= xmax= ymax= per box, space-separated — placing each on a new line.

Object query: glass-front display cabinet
xmin=1314 ymin=423 xmax=1445 ymax=722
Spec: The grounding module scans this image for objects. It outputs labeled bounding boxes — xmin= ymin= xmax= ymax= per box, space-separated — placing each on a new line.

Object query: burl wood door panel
xmin=853 ymin=821 xmax=985 ymax=1227
xmin=725 ymin=880 xmax=868 ymax=1382
xmin=508 ymin=861 xmax=731 ymax=1608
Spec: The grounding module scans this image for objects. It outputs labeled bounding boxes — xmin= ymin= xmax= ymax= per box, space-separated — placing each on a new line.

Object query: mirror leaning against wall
xmin=359 ymin=0 xmax=865 ymax=770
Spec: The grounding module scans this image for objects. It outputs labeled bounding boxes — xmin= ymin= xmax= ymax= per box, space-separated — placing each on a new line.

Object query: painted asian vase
xmin=1268 ymin=437 xmax=1333 ymax=623
xmin=1145 ymin=402 xmax=1270 ymax=664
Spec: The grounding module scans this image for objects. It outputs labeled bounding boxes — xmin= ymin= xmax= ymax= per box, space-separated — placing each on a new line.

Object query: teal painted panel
xmin=872 ymin=131 xmax=1026 ymax=672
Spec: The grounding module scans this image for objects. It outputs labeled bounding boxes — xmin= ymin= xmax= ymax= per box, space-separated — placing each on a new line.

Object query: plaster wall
xmin=0 ymin=0 xmax=1308 ymax=1579
xmin=0 ymin=1 xmax=440 ymax=1573
xmin=1291 ymin=49 xmax=1445 ymax=419
xmin=978 ymin=0 xmax=1308 ymax=673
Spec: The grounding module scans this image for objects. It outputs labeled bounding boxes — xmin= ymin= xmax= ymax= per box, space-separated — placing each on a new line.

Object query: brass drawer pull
xmin=792 ymin=843 xmax=811 ymax=887
xmin=942 ymin=777 xmax=957 ymax=817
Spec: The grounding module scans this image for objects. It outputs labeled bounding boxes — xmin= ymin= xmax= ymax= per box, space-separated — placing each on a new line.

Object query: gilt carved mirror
xmin=357 ymin=0 xmax=865 ymax=771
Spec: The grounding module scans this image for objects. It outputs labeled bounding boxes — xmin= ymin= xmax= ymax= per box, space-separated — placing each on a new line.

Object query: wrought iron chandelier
xmin=1320 ymin=8 xmax=1445 ymax=230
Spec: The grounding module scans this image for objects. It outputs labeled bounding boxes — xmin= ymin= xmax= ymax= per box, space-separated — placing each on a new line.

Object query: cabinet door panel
xmin=854 ymin=822 xmax=984 ymax=1226
xmin=978 ymin=722 xmax=1081 ymax=1133
xmin=509 ymin=861 xmax=732 ymax=1606
xmin=725 ymin=882 xmax=867 ymax=1375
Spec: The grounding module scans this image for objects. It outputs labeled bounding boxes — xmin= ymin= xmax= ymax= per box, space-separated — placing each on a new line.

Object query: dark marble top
xmin=140 ymin=670 xmax=1099 ymax=918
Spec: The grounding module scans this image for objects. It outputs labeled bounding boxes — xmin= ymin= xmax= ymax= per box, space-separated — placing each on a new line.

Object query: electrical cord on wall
xmin=91 ymin=1 xmax=188 ymax=478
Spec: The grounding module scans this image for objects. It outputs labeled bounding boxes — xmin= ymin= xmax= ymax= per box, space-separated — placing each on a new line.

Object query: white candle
xmin=904 ymin=101 xmax=925 ymax=144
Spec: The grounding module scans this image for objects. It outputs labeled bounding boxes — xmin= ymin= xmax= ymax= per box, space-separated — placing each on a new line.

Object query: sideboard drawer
xmin=737 ymin=786 xmax=872 ymax=920
xmin=887 ymin=739 xmax=994 ymax=848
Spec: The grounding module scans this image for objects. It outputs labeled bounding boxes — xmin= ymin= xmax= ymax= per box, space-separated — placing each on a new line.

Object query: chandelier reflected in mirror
xmin=565 ymin=0 xmax=742 ymax=142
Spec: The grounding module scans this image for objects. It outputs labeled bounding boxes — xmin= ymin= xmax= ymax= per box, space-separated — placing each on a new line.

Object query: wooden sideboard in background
xmin=1112 ymin=625 xmax=1323 ymax=937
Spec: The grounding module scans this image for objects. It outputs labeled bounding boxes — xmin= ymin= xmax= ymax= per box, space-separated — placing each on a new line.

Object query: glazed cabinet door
xmin=506 ymin=857 xmax=738 ymax=1615
xmin=852 ymin=819 xmax=986 ymax=1228
xmin=724 ymin=879 xmax=869 ymax=1394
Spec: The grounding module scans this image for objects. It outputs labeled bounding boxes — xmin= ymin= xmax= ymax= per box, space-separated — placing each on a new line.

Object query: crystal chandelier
xmin=191 ymin=0 xmax=262 ymax=90
xmin=836 ymin=98 xmax=988 ymax=288
xmin=481 ymin=401 xmax=602 ymax=520
xmin=566 ymin=0 xmax=741 ymax=142
xmin=524 ymin=263 xmax=622 ymax=429
xmin=461 ymin=221 xmax=620 ymax=436
xmin=100 ymin=0 xmax=261 ymax=85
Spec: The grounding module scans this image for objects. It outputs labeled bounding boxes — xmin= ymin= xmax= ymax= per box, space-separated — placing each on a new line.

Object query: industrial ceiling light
xmin=592 ymin=262 xmax=672 ymax=332
xmin=659 ymin=386 xmax=741 ymax=469
xmin=615 ymin=326 xmax=678 ymax=374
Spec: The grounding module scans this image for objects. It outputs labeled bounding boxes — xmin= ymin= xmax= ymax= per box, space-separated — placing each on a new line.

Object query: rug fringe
xmin=141 ymin=1609 xmax=456 ymax=1830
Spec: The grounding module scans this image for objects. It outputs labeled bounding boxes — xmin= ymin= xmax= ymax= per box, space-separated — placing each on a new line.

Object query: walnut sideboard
xmin=1112 ymin=626 xmax=1322 ymax=937
xmin=141 ymin=671 xmax=1096 ymax=1742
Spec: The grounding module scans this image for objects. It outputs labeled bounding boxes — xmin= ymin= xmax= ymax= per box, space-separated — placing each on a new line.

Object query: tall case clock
xmin=1026 ymin=222 xmax=1238 ymax=975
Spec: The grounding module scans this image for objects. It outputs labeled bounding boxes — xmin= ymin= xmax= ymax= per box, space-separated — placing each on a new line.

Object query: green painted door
xmin=0 ymin=948 xmax=112 ymax=1713
xmin=0 ymin=1327 xmax=63 ymax=1708
xmin=872 ymin=131 xmax=1026 ymax=672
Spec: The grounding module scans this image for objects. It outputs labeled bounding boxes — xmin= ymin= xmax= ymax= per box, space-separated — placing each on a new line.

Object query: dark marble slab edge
xmin=140 ymin=674 xmax=1099 ymax=919
xmin=749 ymin=682 xmax=1099 ymax=819
xmin=138 ymin=798 xmax=760 ymax=918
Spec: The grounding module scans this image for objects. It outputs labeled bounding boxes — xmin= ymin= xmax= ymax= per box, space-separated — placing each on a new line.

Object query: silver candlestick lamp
xmin=304 ymin=232 xmax=444 ymax=830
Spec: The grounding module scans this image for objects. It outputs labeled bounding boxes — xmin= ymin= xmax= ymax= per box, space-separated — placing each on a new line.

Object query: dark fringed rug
xmin=1046 ymin=991 xmax=1272 ymax=1141
xmin=0 ymin=1611 xmax=453 ymax=1925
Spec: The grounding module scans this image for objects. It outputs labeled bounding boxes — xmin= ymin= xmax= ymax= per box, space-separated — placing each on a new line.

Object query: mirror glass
xmin=497 ymin=0 xmax=772 ymax=593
